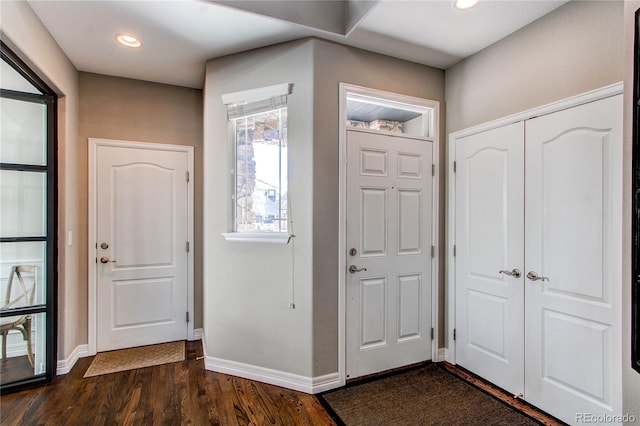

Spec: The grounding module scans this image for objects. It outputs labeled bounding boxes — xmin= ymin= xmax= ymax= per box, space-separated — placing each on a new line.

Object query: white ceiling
xmin=26 ymin=0 xmax=569 ymax=89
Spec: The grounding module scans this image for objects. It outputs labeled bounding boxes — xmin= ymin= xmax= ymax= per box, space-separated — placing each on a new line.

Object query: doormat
xmin=318 ymin=364 xmax=539 ymax=426
xmin=83 ymin=341 xmax=185 ymax=378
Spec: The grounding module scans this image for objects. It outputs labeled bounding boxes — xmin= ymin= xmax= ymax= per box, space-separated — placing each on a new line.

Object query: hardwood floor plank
xmin=0 ymin=341 xmax=334 ymax=426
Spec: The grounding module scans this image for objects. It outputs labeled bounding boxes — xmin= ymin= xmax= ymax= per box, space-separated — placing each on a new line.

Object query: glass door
xmin=0 ymin=41 xmax=57 ymax=393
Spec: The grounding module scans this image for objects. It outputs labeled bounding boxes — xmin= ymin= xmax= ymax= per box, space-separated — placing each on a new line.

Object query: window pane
xmin=0 ymin=60 xmax=42 ymax=94
xmin=0 ymin=312 xmax=47 ymax=385
xmin=0 ymin=242 xmax=47 ymax=306
xmin=0 ymin=98 xmax=47 ymax=166
xmin=0 ymin=170 xmax=46 ymax=238
xmin=235 ymin=108 xmax=287 ymax=232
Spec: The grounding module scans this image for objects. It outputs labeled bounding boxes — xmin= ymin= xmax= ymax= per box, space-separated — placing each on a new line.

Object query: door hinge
xmin=453 ymin=245 xmax=456 ymax=256
xmin=431 ymin=245 xmax=435 ymax=258
xmin=453 ymin=329 xmax=456 ymax=340
xmin=432 ymin=164 xmax=435 ymax=176
xmin=431 ymin=327 xmax=434 ymax=340
xmin=186 ymin=241 xmax=190 ymax=252
xmin=453 ymin=161 xmax=457 ymax=173
xmin=186 ymin=171 xmax=190 ymax=183
xmin=186 ymin=311 xmax=190 ymax=323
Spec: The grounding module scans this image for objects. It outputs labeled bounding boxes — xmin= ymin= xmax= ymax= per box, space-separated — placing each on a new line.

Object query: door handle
xmin=499 ymin=269 xmax=521 ymax=278
xmin=526 ymin=271 xmax=549 ymax=282
xmin=100 ymin=257 xmax=116 ymax=264
xmin=349 ymin=265 xmax=367 ymax=273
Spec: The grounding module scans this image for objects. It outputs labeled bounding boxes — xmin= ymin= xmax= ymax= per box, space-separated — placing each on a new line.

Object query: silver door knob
xmin=349 ymin=265 xmax=367 ymax=273
xmin=499 ymin=269 xmax=521 ymax=278
xmin=100 ymin=257 xmax=116 ymax=264
xmin=526 ymin=271 xmax=549 ymax=282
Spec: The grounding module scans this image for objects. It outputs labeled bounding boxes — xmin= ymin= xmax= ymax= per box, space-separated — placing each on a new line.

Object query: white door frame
xmin=338 ymin=83 xmax=440 ymax=386
xmin=446 ymin=82 xmax=623 ymax=364
xmin=88 ymin=138 xmax=195 ymax=356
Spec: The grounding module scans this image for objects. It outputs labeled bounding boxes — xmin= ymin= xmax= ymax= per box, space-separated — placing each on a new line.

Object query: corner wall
xmin=202 ymin=38 xmax=446 ymax=384
xmin=203 ymin=40 xmax=316 ymax=378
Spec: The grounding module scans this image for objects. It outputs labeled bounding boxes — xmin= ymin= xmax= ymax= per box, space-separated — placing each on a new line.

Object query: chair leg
xmin=24 ymin=319 xmax=34 ymax=368
xmin=1 ymin=331 xmax=6 ymax=360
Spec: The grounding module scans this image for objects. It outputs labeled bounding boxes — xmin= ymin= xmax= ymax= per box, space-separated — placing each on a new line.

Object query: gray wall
xmin=312 ymin=39 xmax=445 ymax=375
xmin=446 ymin=0 xmax=639 ymax=419
xmin=203 ymin=38 xmax=445 ymax=378
xmin=78 ymin=73 xmax=204 ymax=330
xmin=204 ymin=40 xmax=316 ymax=376
xmin=445 ymin=0 xmax=624 ymax=134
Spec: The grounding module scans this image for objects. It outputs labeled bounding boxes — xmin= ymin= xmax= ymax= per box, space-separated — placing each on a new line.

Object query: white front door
xmin=454 ymin=122 xmax=525 ymax=396
xmin=95 ymin=144 xmax=189 ymax=352
xmin=346 ymin=129 xmax=433 ymax=379
xmin=524 ymin=95 xmax=623 ymax=421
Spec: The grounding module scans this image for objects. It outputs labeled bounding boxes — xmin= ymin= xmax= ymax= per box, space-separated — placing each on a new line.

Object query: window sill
xmin=221 ymin=232 xmax=289 ymax=245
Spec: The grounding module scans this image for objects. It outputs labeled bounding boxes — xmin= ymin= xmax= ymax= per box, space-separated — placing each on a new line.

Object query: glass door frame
xmin=0 ymin=41 xmax=58 ymax=393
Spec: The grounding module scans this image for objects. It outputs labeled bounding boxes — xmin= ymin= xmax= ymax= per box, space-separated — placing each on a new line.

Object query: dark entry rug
xmin=318 ymin=364 xmax=539 ymax=425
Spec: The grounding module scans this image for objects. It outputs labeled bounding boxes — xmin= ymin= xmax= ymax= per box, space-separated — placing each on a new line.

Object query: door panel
xmin=96 ymin=145 xmax=189 ymax=352
xmin=524 ymin=95 xmax=623 ymax=422
xmin=346 ymin=130 xmax=433 ymax=379
xmin=455 ymin=122 xmax=524 ymax=396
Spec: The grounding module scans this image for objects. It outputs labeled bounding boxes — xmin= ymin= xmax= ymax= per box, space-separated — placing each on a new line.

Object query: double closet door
xmin=454 ymin=94 xmax=622 ymax=424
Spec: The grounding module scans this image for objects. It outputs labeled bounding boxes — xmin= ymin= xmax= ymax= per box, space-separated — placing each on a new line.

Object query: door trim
xmin=338 ymin=83 xmax=440 ymax=386
xmin=446 ymin=82 xmax=624 ymax=364
xmin=88 ymin=138 xmax=194 ymax=356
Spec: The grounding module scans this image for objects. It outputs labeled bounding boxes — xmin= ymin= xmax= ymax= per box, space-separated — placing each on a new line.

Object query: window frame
xmin=221 ymin=84 xmax=291 ymax=245
xmin=0 ymin=41 xmax=58 ymax=393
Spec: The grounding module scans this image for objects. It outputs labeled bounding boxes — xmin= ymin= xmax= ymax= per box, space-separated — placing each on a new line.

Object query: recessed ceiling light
xmin=454 ymin=0 xmax=480 ymax=10
xmin=115 ymin=33 xmax=142 ymax=48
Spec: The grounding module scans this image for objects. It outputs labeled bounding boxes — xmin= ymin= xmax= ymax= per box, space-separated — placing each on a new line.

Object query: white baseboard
xmin=192 ymin=328 xmax=203 ymax=340
xmin=436 ymin=347 xmax=446 ymax=362
xmin=444 ymin=347 xmax=455 ymax=364
xmin=56 ymin=344 xmax=89 ymax=375
xmin=203 ymin=353 xmax=340 ymax=394
xmin=199 ymin=334 xmax=340 ymax=394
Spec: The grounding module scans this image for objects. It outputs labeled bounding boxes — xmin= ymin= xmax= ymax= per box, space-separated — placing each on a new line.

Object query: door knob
xmin=526 ymin=271 xmax=549 ymax=282
xmin=100 ymin=257 xmax=116 ymax=264
xmin=499 ymin=269 xmax=521 ymax=278
xmin=349 ymin=265 xmax=367 ymax=273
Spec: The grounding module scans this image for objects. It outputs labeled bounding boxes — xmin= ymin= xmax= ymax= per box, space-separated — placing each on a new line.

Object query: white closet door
xmin=454 ymin=122 xmax=525 ymax=396
xmin=524 ymin=95 xmax=623 ymax=422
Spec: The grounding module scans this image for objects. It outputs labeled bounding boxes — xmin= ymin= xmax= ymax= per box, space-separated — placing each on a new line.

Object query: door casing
xmin=338 ymin=83 xmax=440 ymax=386
xmin=88 ymin=138 xmax=195 ymax=356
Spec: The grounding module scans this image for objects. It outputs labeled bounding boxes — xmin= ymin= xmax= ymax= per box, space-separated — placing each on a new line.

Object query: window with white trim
xmin=223 ymin=84 xmax=290 ymax=237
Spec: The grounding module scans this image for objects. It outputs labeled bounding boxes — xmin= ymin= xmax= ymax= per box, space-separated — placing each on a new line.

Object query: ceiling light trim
xmin=453 ymin=0 xmax=480 ymax=11
xmin=115 ymin=33 xmax=142 ymax=48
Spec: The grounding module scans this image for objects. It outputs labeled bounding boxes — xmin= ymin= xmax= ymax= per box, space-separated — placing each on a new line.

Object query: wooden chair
xmin=0 ymin=265 xmax=37 ymax=367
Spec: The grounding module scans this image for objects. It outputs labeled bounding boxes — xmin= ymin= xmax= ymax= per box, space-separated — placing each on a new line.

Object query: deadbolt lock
xmin=349 ymin=248 xmax=357 ymax=256
xmin=100 ymin=242 xmax=109 ymax=249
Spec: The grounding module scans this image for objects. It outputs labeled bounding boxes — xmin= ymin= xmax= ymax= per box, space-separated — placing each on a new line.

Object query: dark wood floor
xmin=1 ymin=355 xmax=35 ymax=384
xmin=0 ymin=341 xmax=335 ymax=425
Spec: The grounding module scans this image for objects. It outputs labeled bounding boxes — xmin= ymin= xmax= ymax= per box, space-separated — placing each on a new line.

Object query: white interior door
xmin=346 ymin=130 xmax=433 ymax=379
xmin=454 ymin=122 xmax=525 ymax=396
xmin=524 ymin=95 xmax=623 ymax=422
xmin=96 ymin=144 xmax=189 ymax=352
